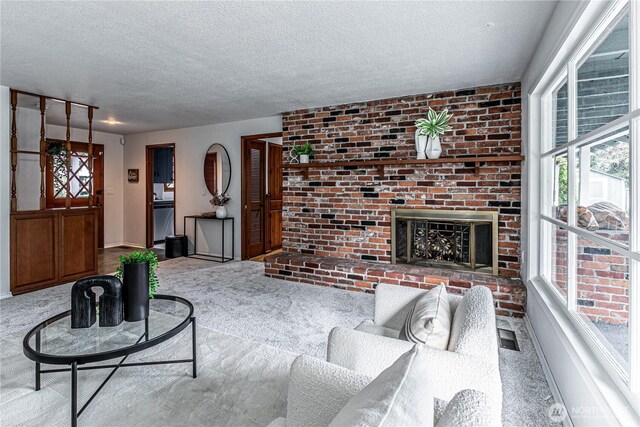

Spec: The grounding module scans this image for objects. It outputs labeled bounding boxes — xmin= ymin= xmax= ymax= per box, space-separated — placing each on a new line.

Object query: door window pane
xmin=577 ymin=12 xmax=629 ymax=136
xmin=576 ymin=236 xmax=629 ymax=369
xmin=52 ymin=148 xmax=91 ymax=199
xmin=576 ymin=126 xmax=630 ymax=247
xmin=552 ymin=80 xmax=568 ymax=147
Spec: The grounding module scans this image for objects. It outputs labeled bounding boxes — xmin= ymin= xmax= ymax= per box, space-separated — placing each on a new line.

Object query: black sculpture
xmin=71 ymin=276 xmax=124 ymax=328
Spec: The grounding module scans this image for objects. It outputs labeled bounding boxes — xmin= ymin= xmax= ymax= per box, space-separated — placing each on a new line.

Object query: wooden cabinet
xmin=154 ymin=147 xmax=174 ymax=183
xmin=10 ymin=208 xmax=98 ymax=294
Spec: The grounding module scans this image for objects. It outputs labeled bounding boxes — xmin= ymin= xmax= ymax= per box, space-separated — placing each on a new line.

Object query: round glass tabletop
xmin=23 ymin=295 xmax=193 ymax=365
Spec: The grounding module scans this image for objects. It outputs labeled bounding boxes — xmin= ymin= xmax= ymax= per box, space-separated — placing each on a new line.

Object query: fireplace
xmin=391 ymin=209 xmax=499 ymax=275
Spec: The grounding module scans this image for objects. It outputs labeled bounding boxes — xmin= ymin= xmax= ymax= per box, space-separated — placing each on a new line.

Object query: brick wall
xmin=281 ymin=82 xmax=522 ymax=277
xmin=553 ymin=228 xmax=629 ymax=325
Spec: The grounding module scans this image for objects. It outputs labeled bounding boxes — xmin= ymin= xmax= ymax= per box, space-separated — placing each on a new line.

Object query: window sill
xmin=527 ymin=276 xmax=640 ymax=425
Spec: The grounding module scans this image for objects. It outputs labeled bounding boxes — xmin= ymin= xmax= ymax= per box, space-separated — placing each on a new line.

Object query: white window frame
xmin=536 ymin=0 xmax=640 ymax=402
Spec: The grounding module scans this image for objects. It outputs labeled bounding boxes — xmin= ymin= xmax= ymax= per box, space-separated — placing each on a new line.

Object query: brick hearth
xmin=265 ymin=252 xmax=526 ymax=317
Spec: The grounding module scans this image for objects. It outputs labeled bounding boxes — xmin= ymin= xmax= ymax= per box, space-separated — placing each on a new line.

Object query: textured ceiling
xmin=0 ymin=1 xmax=557 ymax=135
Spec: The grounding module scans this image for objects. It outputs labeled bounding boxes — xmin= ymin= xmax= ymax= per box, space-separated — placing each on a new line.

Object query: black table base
xmin=24 ymin=295 xmax=197 ymax=427
xmin=34 ymin=317 xmax=196 ymax=427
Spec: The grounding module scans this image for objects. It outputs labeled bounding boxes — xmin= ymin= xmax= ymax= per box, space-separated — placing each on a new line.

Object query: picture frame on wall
xmin=128 ymin=169 xmax=139 ymax=183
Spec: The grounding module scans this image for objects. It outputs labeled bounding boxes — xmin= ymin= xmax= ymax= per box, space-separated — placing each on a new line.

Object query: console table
xmin=183 ymin=215 xmax=234 ymax=262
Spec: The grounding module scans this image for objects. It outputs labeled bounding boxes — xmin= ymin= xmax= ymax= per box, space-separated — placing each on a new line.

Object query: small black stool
xmin=165 ymin=235 xmax=187 ymax=258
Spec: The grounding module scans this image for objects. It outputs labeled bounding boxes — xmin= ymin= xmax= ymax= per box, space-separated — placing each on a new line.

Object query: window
xmin=576 ymin=14 xmax=629 ymax=136
xmin=552 ymin=78 xmax=569 ymax=147
xmin=541 ymin=221 xmax=569 ymax=303
xmin=46 ymin=140 xmax=103 ymax=208
xmin=52 ymin=149 xmax=90 ymax=199
xmin=538 ymin=1 xmax=639 ymax=396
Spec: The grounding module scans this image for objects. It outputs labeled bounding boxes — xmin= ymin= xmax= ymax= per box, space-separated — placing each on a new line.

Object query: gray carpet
xmin=1 ymin=258 xmax=559 ymax=426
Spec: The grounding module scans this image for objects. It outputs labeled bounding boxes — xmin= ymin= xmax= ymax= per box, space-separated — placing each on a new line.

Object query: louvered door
xmin=245 ymin=140 xmax=266 ymax=258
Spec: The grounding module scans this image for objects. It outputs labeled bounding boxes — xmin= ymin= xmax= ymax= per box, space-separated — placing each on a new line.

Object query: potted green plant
xmin=115 ymin=250 xmax=159 ymax=321
xmin=414 ymin=108 xmax=453 ymax=160
xmin=293 ymin=141 xmax=312 ymax=164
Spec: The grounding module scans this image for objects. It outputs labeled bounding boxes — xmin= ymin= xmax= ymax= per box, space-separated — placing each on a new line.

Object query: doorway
xmin=145 ymin=144 xmax=175 ymax=249
xmin=241 ymin=133 xmax=283 ymax=260
xmin=45 ymin=140 xmax=105 ymax=248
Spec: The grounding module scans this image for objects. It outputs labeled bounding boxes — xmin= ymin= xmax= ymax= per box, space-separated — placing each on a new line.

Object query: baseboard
xmin=0 ymin=292 xmax=13 ymax=300
xmin=104 ymin=242 xmax=146 ymax=249
xmin=524 ymin=314 xmax=574 ymax=427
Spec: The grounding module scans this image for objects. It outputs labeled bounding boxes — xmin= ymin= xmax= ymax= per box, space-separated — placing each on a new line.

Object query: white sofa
xmin=269 ymin=354 xmax=497 ymax=427
xmin=326 ymin=284 xmax=503 ymax=421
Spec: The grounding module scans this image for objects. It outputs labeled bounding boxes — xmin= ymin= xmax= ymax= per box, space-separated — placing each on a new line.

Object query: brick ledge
xmin=265 ymin=252 xmax=526 ymax=317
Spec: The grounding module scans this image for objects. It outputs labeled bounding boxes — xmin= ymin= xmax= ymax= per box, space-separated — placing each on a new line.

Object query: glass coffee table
xmin=23 ymin=295 xmax=196 ymax=427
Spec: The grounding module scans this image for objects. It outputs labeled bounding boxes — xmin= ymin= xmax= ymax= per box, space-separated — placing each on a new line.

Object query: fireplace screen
xmin=392 ymin=209 xmax=498 ymax=275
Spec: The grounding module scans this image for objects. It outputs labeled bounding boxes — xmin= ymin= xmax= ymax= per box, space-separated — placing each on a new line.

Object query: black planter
xmin=122 ymin=262 xmax=150 ymax=322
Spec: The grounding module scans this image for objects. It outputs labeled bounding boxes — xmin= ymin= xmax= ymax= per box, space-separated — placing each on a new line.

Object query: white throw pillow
xmin=328 ymin=344 xmax=434 ymax=427
xmin=399 ymin=284 xmax=451 ymax=350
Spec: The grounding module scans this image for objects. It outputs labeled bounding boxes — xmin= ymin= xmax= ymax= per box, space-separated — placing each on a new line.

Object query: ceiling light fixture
xmin=104 ymin=119 xmax=120 ymax=125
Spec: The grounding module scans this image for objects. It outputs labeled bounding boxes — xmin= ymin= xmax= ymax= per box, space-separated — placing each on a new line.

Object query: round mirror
xmin=204 ymin=143 xmax=231 ymax=195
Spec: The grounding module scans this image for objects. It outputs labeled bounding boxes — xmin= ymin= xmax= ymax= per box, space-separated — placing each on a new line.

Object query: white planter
xmin=425 ymin=135 xmax=442 ymax=160
xmin=414 ymin=130 xmax=427 ymax=160
xmin=299 ymin=154 xmax=310 ymax=164
xmin=216 ymin=206 xmax=227 ymax=219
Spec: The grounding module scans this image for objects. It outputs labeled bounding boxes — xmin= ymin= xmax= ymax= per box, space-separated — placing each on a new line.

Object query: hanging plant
xmin=46 ymin=140 xmax=69 ymax=163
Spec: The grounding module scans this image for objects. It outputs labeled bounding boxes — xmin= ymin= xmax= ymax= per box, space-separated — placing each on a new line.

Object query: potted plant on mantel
xmin=414 ymin=108 xmax=453 ymax=160
xmin=293 ymin=141 xmax=312 ymax=164
xmin=115 ymin=250 xmax=159 ymax=322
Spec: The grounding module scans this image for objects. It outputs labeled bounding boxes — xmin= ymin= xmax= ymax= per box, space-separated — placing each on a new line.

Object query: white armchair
xmin=269 ymin=354 xmax=498 ymax=427
xmin=326 ymin=284 xmax=502 ymax=421
xmin=268 ymin=355 xmax=371 ymax=427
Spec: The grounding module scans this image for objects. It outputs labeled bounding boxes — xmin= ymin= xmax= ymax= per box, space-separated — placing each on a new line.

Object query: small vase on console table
xmin=216 ymin=206 xmax=227 ymax=219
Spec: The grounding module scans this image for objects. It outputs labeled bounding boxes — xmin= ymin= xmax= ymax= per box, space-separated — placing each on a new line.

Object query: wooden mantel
xmin=283 ymin=154 xmax=525 ymax=179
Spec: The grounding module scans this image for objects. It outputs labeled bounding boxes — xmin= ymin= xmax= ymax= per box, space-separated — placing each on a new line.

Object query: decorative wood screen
xmin=9 ymin=89 xmax=97 ymax=212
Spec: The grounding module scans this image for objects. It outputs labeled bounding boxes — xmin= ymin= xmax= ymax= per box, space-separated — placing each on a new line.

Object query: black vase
xmin=123 ymin=262 xmax=150 ymax=322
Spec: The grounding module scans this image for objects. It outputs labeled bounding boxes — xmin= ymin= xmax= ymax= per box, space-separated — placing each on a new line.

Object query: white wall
xmin=522 ymin=1 xmax=639 ymax=425
xmin=46 ymin=125 xmax=125 ymax=247
xmin=123 ymin=116 xmax=282 ymax=257
xmin=0 ymin=86 xmax=11 ymax=298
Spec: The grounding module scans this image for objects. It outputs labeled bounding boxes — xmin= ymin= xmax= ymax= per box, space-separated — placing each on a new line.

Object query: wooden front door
xmin=46 ymin=141 xmax=104 ymax=248
xmin=244 ymin=140 xmax=266 ymax=258
xmin=266 ymin=143 xmax=283 ymax=251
